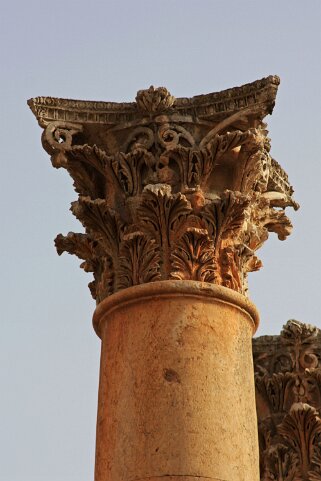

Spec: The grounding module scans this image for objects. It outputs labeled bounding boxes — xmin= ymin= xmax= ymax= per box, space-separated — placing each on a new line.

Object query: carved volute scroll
xmin=253 ymin=320 xmax=321 ymax=481
xmin=28 ymin=76 xmax=298 ymax=303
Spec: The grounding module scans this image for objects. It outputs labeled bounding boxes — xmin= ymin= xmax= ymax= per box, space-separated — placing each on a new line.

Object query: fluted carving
xmin=29 ymin=76 xmax=298 ymax=302
xmin=253 ymin=320 xmax=321 ymax=481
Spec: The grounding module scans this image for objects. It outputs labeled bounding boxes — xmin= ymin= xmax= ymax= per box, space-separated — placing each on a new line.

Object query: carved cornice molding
xmin=253 ymin=320 xmax=321 ymax=481
xmin=29 ymin=77 xmax=298 ymax=303
xmin=28 ymin=75 xmax=279 ymax=127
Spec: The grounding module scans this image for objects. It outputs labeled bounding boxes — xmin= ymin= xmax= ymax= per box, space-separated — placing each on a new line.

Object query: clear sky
xmin=1 ymin=1 xmax=321 ymax=480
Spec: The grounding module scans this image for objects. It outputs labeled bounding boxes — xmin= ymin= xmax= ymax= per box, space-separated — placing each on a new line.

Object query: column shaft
xmin=93 ymin=281 xmax=260 ymax=481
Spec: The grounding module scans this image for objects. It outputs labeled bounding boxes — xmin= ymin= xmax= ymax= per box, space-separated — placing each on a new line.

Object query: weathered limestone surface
xmin=253 ymin=320 xmax=321 ymax=481
xmin=94 ymin=281 xmax=259 ymax=481
xmin=29 ymin=76 xmax=298 ymax=481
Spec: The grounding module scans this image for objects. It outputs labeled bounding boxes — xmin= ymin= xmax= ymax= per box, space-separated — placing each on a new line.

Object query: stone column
xmin=29 ymin=76 xmax=298 ymax=481
xmin=253 ymin=320 xmax=321 ymax=481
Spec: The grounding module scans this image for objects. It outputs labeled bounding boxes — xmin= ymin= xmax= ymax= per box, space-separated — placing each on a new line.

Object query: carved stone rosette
xmin=253 ymin=320 xmax=321 ymax=481
xmin=28 ymin=76 xmax=298 ymax=304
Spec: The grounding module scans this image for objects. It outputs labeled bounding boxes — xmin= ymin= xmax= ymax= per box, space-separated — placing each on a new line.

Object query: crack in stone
xmin=133 ymin=476 xmax=227 ymax=481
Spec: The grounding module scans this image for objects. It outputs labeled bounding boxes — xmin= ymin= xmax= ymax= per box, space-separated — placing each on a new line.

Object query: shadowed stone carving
xmin=253 ymin=320 xmax=321 ymax=481
xmin=28 ymin=76 xmax=298 ymax=303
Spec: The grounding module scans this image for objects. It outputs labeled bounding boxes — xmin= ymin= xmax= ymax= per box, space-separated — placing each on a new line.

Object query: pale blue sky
xmin=1 ymin=1 xmax=321 ymax=480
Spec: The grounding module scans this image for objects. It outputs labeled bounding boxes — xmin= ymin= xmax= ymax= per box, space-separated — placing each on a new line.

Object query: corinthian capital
xmin=253 ymin=320 xmax=321 ymax=481
xmin=28 ymin=75 xmax=298 ymax=302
